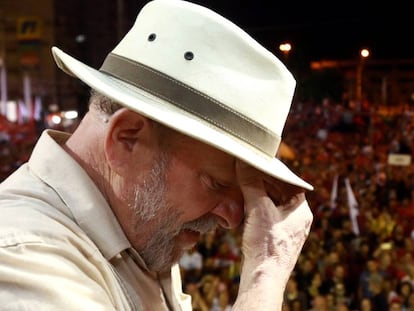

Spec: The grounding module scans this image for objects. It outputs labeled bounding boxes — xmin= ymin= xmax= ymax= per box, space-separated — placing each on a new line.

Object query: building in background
xmin=0 ymin=0 xmax=54 ymax=121
xmin=0 ymin=0 xmax=143 ymax=122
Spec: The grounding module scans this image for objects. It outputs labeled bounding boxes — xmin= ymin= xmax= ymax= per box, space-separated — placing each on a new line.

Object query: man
xmin=0 ymin=0 xmax=314 ymax=310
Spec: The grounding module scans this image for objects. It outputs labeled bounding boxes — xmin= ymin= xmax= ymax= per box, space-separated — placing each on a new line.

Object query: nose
xmin=211 ymin=192 xmax=244 ymax=229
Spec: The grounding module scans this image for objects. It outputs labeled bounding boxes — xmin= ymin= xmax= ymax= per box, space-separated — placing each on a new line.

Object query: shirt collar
xmin=28 ymin=129 xmax=131 ymax=259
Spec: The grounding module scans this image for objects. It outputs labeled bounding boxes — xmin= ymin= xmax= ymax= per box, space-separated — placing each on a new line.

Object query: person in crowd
xmin=210 ymin=281 xmax=233 ymax=311
xmin=359 ymin=297 xmax=372 ymax=311
xmin=306 ymin=271 xmax=323 ymax=309
xmin=184 ymin=280 xmax=210 ymax=311
xmin=0 ymin=0 xmax=313 ymax=309
xmin=335 ymin=301 xmax=350 ymax=311
xmin=388 ymin=297 xmax=403 ymax=311
xmin=309 ymin=295 xmax=328 ymax=311
xmin=397 ymin=280 xmax=413 ymax=310
xmin=283 ymin=275 xmax=308 ymax=311
xmin=382 ymin=276 xmax=399 ymax=306
xmin=369 ymin=274 xmax=389 ymax=311
xmin=405 ymin=292 xmax=414 ymax=311
xmin=295 ymin=256 xmax=317 ymax=292
xmin=199 ymin=274 xmax=222 ymax=309
xmin=358 ymin=258 xmax=382 ymax=301
xmin=320 ymin=263 xmax=353 ymax=305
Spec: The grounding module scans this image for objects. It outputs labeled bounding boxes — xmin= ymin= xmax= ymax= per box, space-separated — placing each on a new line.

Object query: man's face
xmin=126 ymin=131 xmax=244 ymax=272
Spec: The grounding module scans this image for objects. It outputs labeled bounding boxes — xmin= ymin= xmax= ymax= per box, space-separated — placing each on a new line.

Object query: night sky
xmin=185 ymin=0 xmax=413 ymax=62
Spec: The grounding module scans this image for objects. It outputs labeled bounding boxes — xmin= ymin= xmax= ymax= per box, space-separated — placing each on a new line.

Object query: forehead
xmin=166 ymin=130 xmax=237 ymax=180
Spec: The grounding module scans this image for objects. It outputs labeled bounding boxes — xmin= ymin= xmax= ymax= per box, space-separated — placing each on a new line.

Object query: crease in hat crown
xmin=51 ymin=0 xmax=313 ymax=190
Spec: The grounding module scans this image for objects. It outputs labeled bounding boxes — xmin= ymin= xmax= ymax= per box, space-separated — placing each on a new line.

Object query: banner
xmin=388 ymin=154 xmax=411 ymax=166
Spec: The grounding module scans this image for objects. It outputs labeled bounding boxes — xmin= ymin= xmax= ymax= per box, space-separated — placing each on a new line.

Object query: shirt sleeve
xmin=0 ymin=238 xmax=123 ymax=310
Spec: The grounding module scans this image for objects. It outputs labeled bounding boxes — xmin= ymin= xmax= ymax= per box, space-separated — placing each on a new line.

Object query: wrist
xmin=234 ymin=260 xmax=288 ymax=311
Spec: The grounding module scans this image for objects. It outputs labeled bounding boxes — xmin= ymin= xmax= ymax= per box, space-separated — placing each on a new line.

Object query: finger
xmin=285 ymin=198 xmax=314 ymax=237
xmin=263 ymin=176 xmax=305 ymax=206
xmin=235 ymin=160 xmax=266 ymax=204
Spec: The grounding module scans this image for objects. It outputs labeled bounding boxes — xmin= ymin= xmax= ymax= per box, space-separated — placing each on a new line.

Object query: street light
xmin=279 ymin=42 xmax=291 ymax=63
xmin=360 ymin=48 xmax=370 ymax=58
xmin=356 ymin=48 xmax=370 ymax=102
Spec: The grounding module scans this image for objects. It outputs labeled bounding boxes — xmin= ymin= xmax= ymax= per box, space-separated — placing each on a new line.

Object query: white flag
xmin=330 ymin=174 xmax=338 ymax=210
xmin=345 ymin=177 xmax=359 ymax=235
xmin=33 ymin=96 xmax=42 ymax=121
xmin=18 ymin=99 xmax=29 ymax=124
xmin=0 ymin=65 xmax=7 ymax=116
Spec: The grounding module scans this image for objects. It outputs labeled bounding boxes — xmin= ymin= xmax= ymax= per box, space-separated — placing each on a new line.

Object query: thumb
xmin=236 ymin=160 xmax=267 ymax=206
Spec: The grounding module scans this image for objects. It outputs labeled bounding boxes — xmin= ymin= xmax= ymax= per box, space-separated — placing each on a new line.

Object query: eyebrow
xmin=214 ymin=165 xmax=238 ymax=188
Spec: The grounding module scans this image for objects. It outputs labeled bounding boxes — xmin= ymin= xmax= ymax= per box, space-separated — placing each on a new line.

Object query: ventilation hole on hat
xmin=184 ymin=51 xmax=194 ymax=60
xmin=148 ymin=33 xmax=156 ymax=41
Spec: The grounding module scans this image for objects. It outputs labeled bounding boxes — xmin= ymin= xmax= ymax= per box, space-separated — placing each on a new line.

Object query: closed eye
xmin=200 ymin=172 xmax=230 ymax=192
xmin=211 ymin=179 xmax=229 ymax=191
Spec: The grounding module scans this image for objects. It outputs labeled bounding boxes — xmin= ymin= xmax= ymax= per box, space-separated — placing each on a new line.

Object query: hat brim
xmin=52 ymin=47 xmax=313 ymax=191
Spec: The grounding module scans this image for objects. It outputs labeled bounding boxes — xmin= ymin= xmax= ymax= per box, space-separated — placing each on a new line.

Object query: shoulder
xmin=0 ymin=195 xmax=119 ymax=308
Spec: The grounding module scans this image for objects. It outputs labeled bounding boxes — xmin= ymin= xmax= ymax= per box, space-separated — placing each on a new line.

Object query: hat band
xmin=100 ymin=53 xmax=280 ymax=156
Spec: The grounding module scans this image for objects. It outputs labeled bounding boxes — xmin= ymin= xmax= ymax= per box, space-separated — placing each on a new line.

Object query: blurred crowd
xmin=178 ymin=99 xmax=414 ymax=311
xmin=2 ymin=99 xmax=414 ymax=311
xmin=0 ymin=116 xmax=39 ymax=181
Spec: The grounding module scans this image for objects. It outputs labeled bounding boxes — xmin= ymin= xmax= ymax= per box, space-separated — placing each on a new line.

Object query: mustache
xmin=181 ymin=214 xmax=218 ymax=235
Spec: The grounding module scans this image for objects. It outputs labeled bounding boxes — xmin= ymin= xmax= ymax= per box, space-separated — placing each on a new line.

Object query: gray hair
xmin=88 ymin=89 xmax=123 ymax=116
xmin=88 ymin=89 xmax=179 ymax=151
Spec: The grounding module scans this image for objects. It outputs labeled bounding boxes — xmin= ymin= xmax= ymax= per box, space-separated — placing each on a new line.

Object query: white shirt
xmin=0 ymin=129 xmax=191 ymax=311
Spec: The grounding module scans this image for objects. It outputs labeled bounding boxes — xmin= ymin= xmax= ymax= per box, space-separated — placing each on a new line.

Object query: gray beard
xmin=131 ymin=153 xmax=218 ymax=272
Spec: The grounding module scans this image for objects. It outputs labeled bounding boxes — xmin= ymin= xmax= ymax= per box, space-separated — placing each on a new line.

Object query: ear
xmin=104 ymin=108 xmax=156 ymax=176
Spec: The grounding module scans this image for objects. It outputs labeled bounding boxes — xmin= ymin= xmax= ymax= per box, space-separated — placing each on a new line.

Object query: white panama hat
xmin=51 ymin=0 xmax=313 ymax=191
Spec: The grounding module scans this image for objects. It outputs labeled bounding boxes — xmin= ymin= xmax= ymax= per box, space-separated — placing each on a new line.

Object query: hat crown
xmin=51 ymin=0 xmax=313 ymax=190
xmin=110 ymin=0 xmax=295 ymax=150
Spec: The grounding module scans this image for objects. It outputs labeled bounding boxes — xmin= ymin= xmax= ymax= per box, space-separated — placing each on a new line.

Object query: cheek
xmin=166 ymin=169 xmax=217 ymax=220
